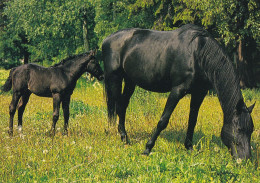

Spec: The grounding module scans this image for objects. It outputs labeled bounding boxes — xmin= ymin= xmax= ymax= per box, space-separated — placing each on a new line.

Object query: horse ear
xmin=248 ymin=102 xmax=255 ymax=113
xmin=236 ymin=99 xmax=244 ymax=114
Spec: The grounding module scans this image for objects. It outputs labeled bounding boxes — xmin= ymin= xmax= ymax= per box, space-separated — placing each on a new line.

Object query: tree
xmin=1 ymin=0 xmax=97 ymax=66
xmin=128 ymin=0 xmax=260 ymax=88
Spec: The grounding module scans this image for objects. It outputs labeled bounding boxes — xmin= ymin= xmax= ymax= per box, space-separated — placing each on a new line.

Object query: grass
xmin=0 ymin=69 xmax=259 ymax=182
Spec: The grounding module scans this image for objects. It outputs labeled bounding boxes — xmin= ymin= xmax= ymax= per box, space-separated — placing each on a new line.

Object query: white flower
xmin=43 ymin=149 xmax=48 ymax=154
xmin=236 ymin=158 xmax=242 ymax=164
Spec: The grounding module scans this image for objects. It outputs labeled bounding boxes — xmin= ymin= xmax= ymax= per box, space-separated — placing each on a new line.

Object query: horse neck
xmin=199 ymin=38 xmax=243 ymax=122
xmin=63 ymin=58 xmax=87 ymax=80
xmin=211 ymin=64 xmax=243 ymax=122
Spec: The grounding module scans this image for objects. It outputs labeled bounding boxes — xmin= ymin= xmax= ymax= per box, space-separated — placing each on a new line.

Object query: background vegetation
xmin=0 ymin=69 xmax=259 ymax=182
xmin=0 ymin=0 xmax=260 ymax=87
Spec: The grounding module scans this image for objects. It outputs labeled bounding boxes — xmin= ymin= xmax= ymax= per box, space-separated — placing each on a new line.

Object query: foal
xmin=2 ymin=50 xmax=104 ymax=136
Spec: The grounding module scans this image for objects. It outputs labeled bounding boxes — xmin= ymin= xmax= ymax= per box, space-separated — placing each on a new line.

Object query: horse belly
xmin=124 ymin=61 xmax=172 ymax=92
xmin=28 ymin=74 xmax=52 ymax=97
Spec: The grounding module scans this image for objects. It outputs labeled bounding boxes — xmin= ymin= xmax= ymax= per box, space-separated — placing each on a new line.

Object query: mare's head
xmin=85 ymin=50 xmax=104 ymax=81
xmin=221 ymin=100 xmax=255 ymax=159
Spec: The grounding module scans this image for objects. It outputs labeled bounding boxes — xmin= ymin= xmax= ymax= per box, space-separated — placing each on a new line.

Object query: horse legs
xmin=62 ymin=95 xmax=71 ymax=136
xmin=143 ymin=84 xmax=189 ymax=155
xmin=184 ymin=88 xmax=208 ymax=150
xmin=17 ymin=92 xmax=31 ymax=133
xmin=117 ymin=79 xmax=135 ymax=143
xmin=8 ymin=92 xmax=21 ymax=136
xmin=50 ymin=93 xmax=61 ymax=136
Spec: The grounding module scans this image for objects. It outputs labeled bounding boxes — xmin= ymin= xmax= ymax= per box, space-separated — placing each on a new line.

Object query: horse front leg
xmin=62 ymin=95 xmax=71 ymax=136
xmin=143 ymin=84 xmax=189 ymax=155
xmin=8 ymin=92 xmax=21 ymax=136
xmin=50 ymin=93 xmax=61 ymax=137
xmin=117 ymin=80 xmax=135 ymax=144
xmin=184 ymin=88 xmax=207 ymax=150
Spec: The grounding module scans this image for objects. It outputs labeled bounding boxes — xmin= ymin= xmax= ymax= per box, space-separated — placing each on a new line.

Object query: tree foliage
xmin=0 ymin=0 xmax=259 ymax=86
xmin=1 ymin=0 xmax=96 ymax=64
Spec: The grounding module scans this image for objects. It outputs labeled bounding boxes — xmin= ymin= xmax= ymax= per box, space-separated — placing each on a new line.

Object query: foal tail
xmin=1 ymin=67 xmax=15 ymax=92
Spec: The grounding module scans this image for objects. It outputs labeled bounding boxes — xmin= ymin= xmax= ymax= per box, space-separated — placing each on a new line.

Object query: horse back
xmin=102 ymin=26 xmax=204 ymax=92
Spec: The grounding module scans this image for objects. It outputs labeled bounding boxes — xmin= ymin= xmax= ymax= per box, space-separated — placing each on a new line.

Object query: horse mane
xmin=51 ymin=52 xmax=90 ymax=67
xmin=179 ymin=24 xmax=210 ymax=44
xmin=197 ymin=36 xmax=243 ymax=119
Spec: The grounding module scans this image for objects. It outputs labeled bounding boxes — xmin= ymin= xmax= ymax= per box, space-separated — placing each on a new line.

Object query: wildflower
xmin=86 ymin=146 xmax=93 ymax=150
xmin=43 ymin=149 xmax=48 ymax=154
xmin=236 ymin=158 xmax=242 ymax=164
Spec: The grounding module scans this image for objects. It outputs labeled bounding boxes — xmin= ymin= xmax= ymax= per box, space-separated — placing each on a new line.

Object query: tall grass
xmin=0 ymin=69 xmax=259 ymax=182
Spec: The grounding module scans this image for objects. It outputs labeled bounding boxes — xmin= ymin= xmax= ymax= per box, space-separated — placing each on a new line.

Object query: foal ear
xmin=248 ymin=102 xmax=255 ymax=113
xmin=94 ymin=46 xmax=99 ymax=55
xmin=89 ymin=50 xmax=95 ymax=56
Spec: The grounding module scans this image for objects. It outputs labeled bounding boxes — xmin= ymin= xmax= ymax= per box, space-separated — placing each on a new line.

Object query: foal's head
xmin=221 ymin=100 xmax=255 ymax=160
xmin=85 ymin=50 xmax=104 ymax=81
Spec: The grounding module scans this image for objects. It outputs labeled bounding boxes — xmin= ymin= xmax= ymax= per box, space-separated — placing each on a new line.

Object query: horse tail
xmin=104 ymin=74 xmax=118 ymax=125
xmin=1 ymin=67 xmax=16 ymax=92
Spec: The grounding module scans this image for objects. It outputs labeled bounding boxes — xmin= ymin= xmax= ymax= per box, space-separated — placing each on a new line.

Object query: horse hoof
xmin=47 ymin=130 xmax=55 ymax=137
xmin=142 ymin=149 xmax=151 ymax=156
xmin=62 ymin=130 xmax=68 ymax=136
xmin=185 ymin=145 xmax=193 ymax=151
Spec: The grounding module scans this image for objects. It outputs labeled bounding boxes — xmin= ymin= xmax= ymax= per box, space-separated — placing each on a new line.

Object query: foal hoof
xmin=142 ymin=149 xmax=151 ymax=156
xmin=8 ymin=130 xmax=13 ymax=137
xmin=121 ymin=135 xmax=130 ymax=144
xmin=17 ymin=126 xmax=23 ymax=133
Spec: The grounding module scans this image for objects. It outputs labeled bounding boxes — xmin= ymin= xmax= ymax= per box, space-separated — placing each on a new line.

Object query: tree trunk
xmin=19 ymin=33 xmax=30 ymax=64
xmin=83 ymin=20 xmax=89 ymax=52
xmin=236 ymin=39 xmax=256 ymax=88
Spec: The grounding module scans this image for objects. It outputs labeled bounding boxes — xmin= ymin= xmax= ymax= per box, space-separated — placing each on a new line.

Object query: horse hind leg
xmin=184 ymin=88 xmax=208 ymax=150
xmin=50 ymin=93 xmax=61 ymax=137
xmin=117 ymin=79 xmax=135 ymax=143
xmin=8 ymin=92 xmax=22 ymax=136
xmin=17 ymin=91 xmax=31 ymax=134
xmin=62 ymin=95 xmax=71 ymax=136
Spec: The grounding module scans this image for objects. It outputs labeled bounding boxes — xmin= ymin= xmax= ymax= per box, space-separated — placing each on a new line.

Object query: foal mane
xmin=51 ymin=52 xmax=90 ymax=68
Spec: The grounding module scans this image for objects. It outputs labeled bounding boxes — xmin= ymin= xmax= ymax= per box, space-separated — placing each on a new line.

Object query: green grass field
xmin=0 ymin=69 xmax=259 ymax=182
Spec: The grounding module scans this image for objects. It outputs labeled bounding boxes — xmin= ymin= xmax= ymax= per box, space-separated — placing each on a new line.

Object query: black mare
xmin=2 ymin=50 xmax=104 ymax=136
xmin=102 ymin=24 xmax=255 ymax=159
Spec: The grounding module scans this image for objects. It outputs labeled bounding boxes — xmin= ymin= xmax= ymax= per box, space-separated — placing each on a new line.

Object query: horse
xmin=1 ymin=50 xmax=104 ymax=136
xmin=102 ymin=24 xmax=255 ymax=159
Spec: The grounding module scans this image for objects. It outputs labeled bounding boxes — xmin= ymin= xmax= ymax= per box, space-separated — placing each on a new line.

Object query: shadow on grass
xmin=129 ymin=128 xmax=224 ymax=149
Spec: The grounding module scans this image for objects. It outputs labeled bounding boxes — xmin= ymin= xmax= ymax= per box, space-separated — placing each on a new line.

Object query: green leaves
xmin=2 ymin=0 xmax=97 ymax=64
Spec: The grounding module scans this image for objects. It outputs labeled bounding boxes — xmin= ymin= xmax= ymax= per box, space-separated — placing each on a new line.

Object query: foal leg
xmin=62 ymin=95 xmax=71 ymax=136
xmin=143 ymin=84 xmax=189 ymax=155
xmin=17 ymin=92 xmax=31 ymax=133
xmin=8 ymin=92 xmax=21 ymax=136
xmin=117 ymin=79 xmax=135 ymax=143
xmin=184 ymin=88 xmax=208 ymax=150
xmin=50 ymin=93 xmax=61 ymax=137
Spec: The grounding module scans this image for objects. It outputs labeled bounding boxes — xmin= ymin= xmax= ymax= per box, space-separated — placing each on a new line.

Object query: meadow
xmin=0 ymin=69 xmax=259 ymax=182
